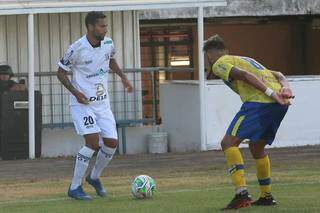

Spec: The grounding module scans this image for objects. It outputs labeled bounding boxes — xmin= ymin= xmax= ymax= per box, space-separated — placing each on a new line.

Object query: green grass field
xmin=0 ymin=146 xmax=319 ymax=213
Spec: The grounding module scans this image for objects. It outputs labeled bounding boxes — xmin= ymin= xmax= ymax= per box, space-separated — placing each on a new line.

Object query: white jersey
xmin=58 ymin=35 xmax=116 ymax=107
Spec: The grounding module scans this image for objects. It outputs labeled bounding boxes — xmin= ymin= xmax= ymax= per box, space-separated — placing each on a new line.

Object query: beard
xmin=93 ymin=32 xmax=105 ymax=41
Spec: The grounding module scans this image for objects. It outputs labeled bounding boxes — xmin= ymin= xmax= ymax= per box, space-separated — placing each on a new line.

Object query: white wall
xmin=160 ymin=81 xmax=201 ymax=152
xmin=41 ymin=127 xmax=84 ymax=157
xmin=41 ymin=126 xmax=153 ymax=157
xmin=273 ymin=78 xmax=320 ymax=147
xmin=205 ymin=82 xmax=240 ymax=150
xmin=160 ymin=77 xmax=320 ymax=152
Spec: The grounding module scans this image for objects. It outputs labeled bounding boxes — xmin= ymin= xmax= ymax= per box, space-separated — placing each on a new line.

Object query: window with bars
xmin=140 ymin=26 xmax=194 ymax=123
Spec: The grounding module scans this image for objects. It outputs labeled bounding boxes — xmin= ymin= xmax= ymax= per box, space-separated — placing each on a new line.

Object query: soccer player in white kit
xmin=57 ymin=11 xmax=133 ymax=200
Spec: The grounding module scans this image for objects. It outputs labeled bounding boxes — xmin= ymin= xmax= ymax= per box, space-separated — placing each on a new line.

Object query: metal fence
xmin=15 ymin=67 xmax=194 ymax=128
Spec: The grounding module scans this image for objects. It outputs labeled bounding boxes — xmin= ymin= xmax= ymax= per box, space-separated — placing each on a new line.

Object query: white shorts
xmin=70 ymin=104 xmax=118 ymax=139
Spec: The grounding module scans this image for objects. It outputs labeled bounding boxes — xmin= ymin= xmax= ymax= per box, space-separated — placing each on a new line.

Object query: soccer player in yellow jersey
xmin=203 ymin=35 xmax=294 ymax=210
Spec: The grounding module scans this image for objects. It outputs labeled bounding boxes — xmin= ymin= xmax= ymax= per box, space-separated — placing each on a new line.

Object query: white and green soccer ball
xmin=131 ymin=175 xmax=156 ymax=199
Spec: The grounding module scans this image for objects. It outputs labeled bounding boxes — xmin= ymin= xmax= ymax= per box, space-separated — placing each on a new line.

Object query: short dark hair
xmin=203 ymin=34 xmax=226 ymax=52
xmin=85 ymin=11 xmax=106 ymax=29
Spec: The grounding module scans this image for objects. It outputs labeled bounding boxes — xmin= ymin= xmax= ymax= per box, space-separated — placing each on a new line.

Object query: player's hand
xmin=280 ymin=87 xmax=294 ymax=99
xmin=271 ymin=92 xmax=290 ymax=106
xmin=74 ymin=91 xmax=89 ymax=105
xmin=121 ymin=78 xmax=133 ymax=93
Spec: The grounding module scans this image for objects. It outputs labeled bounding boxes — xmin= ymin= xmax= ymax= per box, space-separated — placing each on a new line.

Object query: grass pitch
xmin=0 ymin=146 xmax=319 ymax=213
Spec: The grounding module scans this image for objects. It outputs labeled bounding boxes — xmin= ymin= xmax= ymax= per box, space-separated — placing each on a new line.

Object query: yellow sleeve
xmin=211 ymin=59 xmax=233 ymax=82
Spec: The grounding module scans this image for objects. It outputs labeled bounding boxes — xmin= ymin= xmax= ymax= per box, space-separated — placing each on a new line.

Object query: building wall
xmin=160 ymin=77 xmax=320 ymax=152
xmin=201 ymin=17 xmax=314 ymax=76
xmin=306 ymin=18 xmax=320 ymax=75
xmin=0 ymin=11 xmax=142 ymax=124
xmin=141 ymin=16 xmax=320 ymax=78
xmin=160 ymin=82 xmax=201 ymax=152
xmin=140 ymin=0 xmax=320 ymax=77
xmin=140 ymin=0 xmax=320 ymax=19
xmin=41 ymin=125 xmax=153 ymax=157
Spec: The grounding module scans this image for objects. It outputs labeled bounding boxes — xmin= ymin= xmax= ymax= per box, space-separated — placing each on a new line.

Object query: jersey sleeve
xmin=211 ymin=58 xmax=234 ymax=82
xmin=58 ymin=45 xmax=76 ymax=72
xmin=110 ymin=41 xmax=116 ymax=59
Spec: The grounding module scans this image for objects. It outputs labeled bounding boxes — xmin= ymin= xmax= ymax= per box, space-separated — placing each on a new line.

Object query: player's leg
xmin=68 ymin=105 xmax=101 ymax=200
xmin=90 ymin=137 xmax=118 ymax=180
xmin=86 ymin=108 xmax=118 ymax=197
xmin=86 ymin=137 xmax=117 ymax=197
xmin=222 ymin=135 xmax=246 ymax=193
xmin=221 ymin=135 xmax=252 ymax=210
xmin=250 ymin=103 xmax=288 ymax=205
xmin=249 ymin=140 xmax=276 ymax=206
xmin=221 ymin=103 xmax=258 ymax=210
xmin=71 ymin=133 xmax=99 ymax=189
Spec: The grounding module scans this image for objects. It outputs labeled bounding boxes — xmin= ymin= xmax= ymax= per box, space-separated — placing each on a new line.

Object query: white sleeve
xmin=110 ymin=41 xmax=116 ymax=59
xmin=58 ymin=46 xmax=76 ymax=72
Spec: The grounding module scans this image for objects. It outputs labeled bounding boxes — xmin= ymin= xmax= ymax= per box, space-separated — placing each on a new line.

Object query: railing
xmin=15 ymin=67 xmax=194 ymax=128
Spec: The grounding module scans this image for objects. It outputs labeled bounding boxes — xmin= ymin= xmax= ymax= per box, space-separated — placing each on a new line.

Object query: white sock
xmin=90 ymin=145 xmax=116 ymax=180
xmin=70 ymin=146 xmax=95 ymax=190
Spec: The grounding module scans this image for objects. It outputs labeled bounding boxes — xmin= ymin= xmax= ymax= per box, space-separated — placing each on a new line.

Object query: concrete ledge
xmin=41 ymin=126 xmax=154 ymax=157
xmin=41 ymin=127 xmax=84 ymax=157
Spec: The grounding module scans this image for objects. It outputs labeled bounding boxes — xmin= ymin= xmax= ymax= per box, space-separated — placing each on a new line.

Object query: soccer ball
xmin=131 ymin=175 xmax=156 ymax=199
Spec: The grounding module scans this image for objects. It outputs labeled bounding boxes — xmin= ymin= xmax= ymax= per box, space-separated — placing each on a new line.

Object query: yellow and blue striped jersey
xmin=211 ymin=55 xmax=282 ymax=103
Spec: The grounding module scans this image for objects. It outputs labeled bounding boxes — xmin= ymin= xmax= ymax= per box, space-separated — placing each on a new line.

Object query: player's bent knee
xmin=220 ymin=140 xmax=227 ymax=150
xmin=250 ymin=150 xmax=266 ymax=159
xmin=221 ymin=139 xmax=233 ymax=151
xmin=85 ymin=142 xmax=100 ymax=151
xmin=103 ymin=138 xmax=118 ymax=148
xmin=84 ymin=133 xmax=100 ymax=151
xmin=249 ymin=142 xmax=267 ymax=159
xmin=221 ymin=135 xmax=241 ymax=151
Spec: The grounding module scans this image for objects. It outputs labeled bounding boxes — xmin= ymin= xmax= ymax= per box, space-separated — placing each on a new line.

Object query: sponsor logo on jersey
xmin=85 ymin=60 xmax=93 ymax=64
xmin=104 ymin=40 xmax=112 ymax=44
xmin=217 ymin=64 xmax=227 ymax=72
xmin=95 ymin=83 xmax=106 ymax=96
xmin=89 ymin=94 xmax=107 ymax=102
xmin=86 ymin=68 xmax=108 ymax=78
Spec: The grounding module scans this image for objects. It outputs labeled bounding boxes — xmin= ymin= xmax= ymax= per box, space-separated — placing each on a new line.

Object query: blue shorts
xmin=226 ymin=102 xmax=288 ymax=145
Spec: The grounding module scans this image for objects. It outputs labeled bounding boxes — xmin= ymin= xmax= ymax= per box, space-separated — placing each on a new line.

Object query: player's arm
xmin=270 ymin=70 xmax=294 ymax=98
xmin=229 ymin=67 xmax=288 ymax=105
xmin=109 ymin=58 xmax=133 ymax=93
xmin=270 ymin=71 xmax=289 ymax=87
xmin=57 ymin=67 xmax=89 ymax=104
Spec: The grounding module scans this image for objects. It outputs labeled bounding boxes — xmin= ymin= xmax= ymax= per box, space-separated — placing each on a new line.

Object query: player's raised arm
xmin=109 ymin=58 xmax=133 ymax=93
xmin=270 ymin=70 xmax=294 ymax=99
xmin=229 ymin=67 xmax=288 ymax=105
